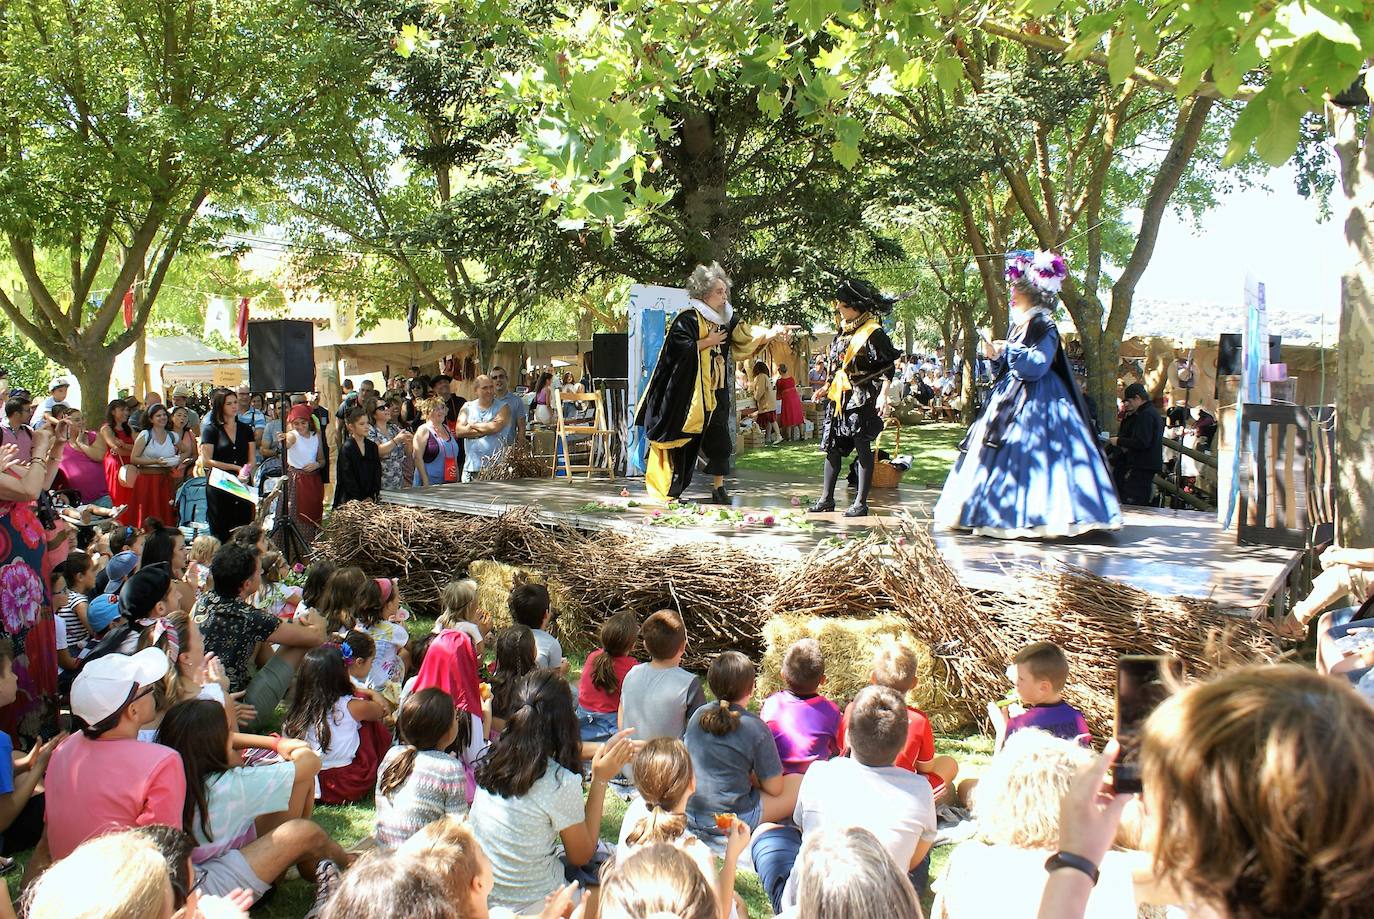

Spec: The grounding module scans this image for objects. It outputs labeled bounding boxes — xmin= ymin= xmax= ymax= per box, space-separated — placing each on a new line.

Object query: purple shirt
xmin=1005 ymin=700 xmax=1091 ymax=746
xmin=761 ymin=690 xmax=842 ymax=776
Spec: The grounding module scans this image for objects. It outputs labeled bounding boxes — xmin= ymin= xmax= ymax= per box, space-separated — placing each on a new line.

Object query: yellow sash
xmin=827 ymin=317 xmax=881 ymax=408
xmin=646 ymin=314 xmax=719 ymax=500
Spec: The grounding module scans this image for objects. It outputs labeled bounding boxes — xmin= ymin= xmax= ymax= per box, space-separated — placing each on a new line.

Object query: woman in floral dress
xmin=366 ymin=397 xmax=414 ymax=491
xmin=0 ymin=424 xmax=65 ymax=741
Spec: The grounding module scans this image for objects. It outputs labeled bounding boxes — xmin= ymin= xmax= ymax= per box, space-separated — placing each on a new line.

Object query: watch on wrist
xmin=1044 ymin=851 xmax=1099 ymax=886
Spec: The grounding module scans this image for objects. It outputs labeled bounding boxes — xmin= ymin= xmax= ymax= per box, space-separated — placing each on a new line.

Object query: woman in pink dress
xmin=775 ymin=362 xmax=805 ymax=442
xmin=99 ymin=399 xmax=136 ymax=525
xmin=56 ymin=409 xmax=109 ymax=505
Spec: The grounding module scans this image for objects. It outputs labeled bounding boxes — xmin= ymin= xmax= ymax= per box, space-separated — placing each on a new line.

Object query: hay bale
xmin=755 ymin=612 xmax=971 ymax=733
xmin=468 ymin=559 xmax=578 ymax=637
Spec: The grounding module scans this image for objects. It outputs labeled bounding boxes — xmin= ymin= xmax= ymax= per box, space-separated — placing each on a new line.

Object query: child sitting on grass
xmin=618 ymin=738 xmax=749 ymax=919
xmin=57 ymin=551 xmax=96 ymax=649
xmin=684 ymin=651 xmax=801 ymax=836
xmin=490 ymin=625 xmax=538 ymax=735
xmin=314 ymin=565 xmax=370 ymax=636
xmin=619 ymin=610 xmax=707 ymax=773
xmin=254 ymin=550 xmax=301 ymax=621
xmin=436 ymin=578 xmax=489 ymax=659
xmin=186 ymin=534 xmax=220 ymax=592
xmin=577 ymin=611 xmax=639 ymax=743
xmin=374 ymin=688 xmax=468 ymax=851
xmin=760 ymin=638 xmax=841 ymax=775
xmin=839 ymin=639 xmax=959 ymax=800
xmin=508 ymin=581 xmax=568 ymax=675
xmin=294 ymin=559 xmax=337 ymax=623
xmin=359 ymin=578 xmax=410 ymax=688
xmin=282 ymin=644 xmax=390 ymax=804
xmin=991 ymin=640 xmax=1090 ymax=749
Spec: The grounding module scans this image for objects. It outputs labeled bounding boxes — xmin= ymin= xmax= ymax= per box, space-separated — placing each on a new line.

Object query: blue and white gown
xmin=934 ymin=307 xmax=1121 ymax=538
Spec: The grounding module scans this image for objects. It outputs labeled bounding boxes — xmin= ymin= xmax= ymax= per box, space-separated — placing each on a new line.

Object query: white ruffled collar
xmin=689 ymin=297 xmax=732 ymax=326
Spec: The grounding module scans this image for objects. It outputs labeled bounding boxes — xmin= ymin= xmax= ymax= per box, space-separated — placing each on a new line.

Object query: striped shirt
xmin=373 ymin=748 xmax=468 ymax=851
xmin=58 ymin=592 xmax=91 ymax=646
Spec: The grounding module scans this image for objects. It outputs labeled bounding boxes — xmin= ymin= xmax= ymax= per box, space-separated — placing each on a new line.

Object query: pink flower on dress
xmin=0 ymin=561 xmax=42 ymax=633
xmin=9 ymin=504 xmax=42 ymax=551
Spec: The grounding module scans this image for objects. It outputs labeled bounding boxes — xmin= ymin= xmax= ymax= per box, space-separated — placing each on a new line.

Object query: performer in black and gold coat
xmin=636 ymin=262 xmax=782 ymax=503
xmin=808 ymin=278 xmax=901 ymax=518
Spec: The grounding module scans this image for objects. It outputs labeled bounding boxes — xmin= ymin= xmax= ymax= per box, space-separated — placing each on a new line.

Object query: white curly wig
xmin=685 ymin=262 xmax=732 ymax=301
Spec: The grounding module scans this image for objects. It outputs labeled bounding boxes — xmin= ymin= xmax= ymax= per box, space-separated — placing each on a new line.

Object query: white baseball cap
xmin=70 ymin=648 xmax=168 ymax=726
xmin=48 ymin=376 xmax=70 ymax=392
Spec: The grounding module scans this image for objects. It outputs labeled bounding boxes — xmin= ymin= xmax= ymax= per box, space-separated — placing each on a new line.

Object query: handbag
xmin=117 ymin=460 xmax=139 ymax=489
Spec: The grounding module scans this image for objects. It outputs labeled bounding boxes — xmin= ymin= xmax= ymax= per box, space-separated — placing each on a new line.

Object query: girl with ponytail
xmin=618 ymin=738 xmax=748 ymax=919
xmin=685 ymin=652 xmax=802 ymax=837
xmin=470 ymin=670 xmax=636 ymax=911
xmin=374 ymin=688 xmax=467 ymax=851
xmin=576 ymin=611 xmax=639 ymax=742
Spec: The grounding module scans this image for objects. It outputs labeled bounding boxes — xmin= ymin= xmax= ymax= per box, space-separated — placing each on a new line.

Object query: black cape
xmin=635 ymin=307 xmax=738 ymax=445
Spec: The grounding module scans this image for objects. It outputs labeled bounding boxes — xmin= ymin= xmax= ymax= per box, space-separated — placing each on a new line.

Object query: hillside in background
xmin=1124 ymin=297 xmax=1338 ymax=345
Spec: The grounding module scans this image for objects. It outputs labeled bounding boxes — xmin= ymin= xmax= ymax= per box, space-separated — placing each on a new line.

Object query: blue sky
xmin=1132 ymin=164 xmax=1345 ymax=321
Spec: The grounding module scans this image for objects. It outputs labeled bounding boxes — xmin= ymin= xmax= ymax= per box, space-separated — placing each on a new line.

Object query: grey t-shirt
xmin=683 ymin=702 xmax=782 ymax=831
xmin=531 ymin=628 xmax=562 ymax=670
xmin=619 ymin=663 xmax=707 ymax=744
xmin=470 ymin=759 xmax=585 ymax=910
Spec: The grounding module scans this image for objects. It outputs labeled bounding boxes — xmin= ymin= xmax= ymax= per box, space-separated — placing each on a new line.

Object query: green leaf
xmin=934 ymin=56 xmax=962 ymax=93
xmin=786 ymin=0 xmax=841 ymax=35
xmin=1106 ymin=28 xmax=1136 ymax=85
xmin=1016 ymin=0 xmax=1065 ymax=15
xmin=758 ymin=90 xmax=784 ymax=119
xmin=831 ymin=138 xmax=859 ymax=169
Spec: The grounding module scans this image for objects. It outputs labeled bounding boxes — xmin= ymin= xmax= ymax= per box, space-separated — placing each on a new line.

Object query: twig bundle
xmin=475 ymin=443 xmax=551 ymax=482
xmin=318 ymin=502 xmax=1275 ymax=736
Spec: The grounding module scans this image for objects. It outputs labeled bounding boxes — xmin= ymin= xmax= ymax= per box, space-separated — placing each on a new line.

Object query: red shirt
xmin=838 ymin=700 xmax=941 ymax=790
xmin=577 ymin=651 xmax=638 ymax=713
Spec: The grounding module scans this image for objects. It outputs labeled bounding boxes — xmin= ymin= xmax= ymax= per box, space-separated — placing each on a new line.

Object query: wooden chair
xmin=550 ymin=389 xmax=616 ymax=480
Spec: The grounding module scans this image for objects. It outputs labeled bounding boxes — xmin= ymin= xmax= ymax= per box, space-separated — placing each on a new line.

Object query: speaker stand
xmin=270 ymin=393 xmax=313 ymax=566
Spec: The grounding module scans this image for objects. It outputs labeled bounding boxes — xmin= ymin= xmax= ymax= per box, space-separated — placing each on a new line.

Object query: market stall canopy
xmin=114 ymin=335 xmax=246 ymax=389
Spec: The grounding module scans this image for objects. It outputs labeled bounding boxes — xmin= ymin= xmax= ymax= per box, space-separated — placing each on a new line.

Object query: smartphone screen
xmin=1113 ymin=655 xmax=1183 ymax=794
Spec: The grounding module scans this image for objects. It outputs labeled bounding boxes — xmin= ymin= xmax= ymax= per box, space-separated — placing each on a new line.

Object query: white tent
xmin=113 ymin=335 xmax=246 ymax=392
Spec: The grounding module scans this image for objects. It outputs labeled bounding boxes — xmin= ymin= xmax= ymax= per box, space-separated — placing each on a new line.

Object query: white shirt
xmin=782 ymin=756 xmax=937 ymax=907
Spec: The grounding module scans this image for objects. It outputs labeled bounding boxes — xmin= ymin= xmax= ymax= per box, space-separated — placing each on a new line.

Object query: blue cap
xmin=87 ymin=594 xmax=122 ymax=634
xmin=104 ymin=551 xmax=139 ymax=586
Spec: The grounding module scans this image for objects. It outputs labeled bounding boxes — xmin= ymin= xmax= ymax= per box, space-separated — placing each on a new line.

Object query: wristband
xmin=1044 ymin=851 xmax=1099 ymax=886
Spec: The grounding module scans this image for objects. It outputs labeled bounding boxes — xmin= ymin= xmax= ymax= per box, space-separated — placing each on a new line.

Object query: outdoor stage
xmin=380 ymin=467 xmax=1299 ymax=615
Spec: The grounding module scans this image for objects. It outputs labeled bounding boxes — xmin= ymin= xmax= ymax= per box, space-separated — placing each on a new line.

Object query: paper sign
xmin=208 ymin=467 xmax=259 ymax=504
xmin=212 ymin=367 xmax=241 ymax=388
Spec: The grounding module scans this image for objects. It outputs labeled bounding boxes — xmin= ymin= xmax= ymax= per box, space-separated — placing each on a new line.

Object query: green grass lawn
xmin=735 ymin=422 xmax=965 ymax=489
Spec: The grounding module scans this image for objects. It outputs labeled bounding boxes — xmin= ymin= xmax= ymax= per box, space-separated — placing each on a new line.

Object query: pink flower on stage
xmin=292 ymin=562 xmax=305 ymax=574
xmin=0 ymin=561 xmax=41 ymax=633
xmin=10 ymin=504 xmax=42 ymax=550
xmin=652 ymin=510 xmax=664 ymax=518
xmin=744 ymin=514 xmax=757 ymax=525
xmin=762 ymin=515 xmax=777 ymax=527
xmin=790 ymin=496 xmax=801 ymax=507
xmin=895 ymin=536 xmax=908 ymax=546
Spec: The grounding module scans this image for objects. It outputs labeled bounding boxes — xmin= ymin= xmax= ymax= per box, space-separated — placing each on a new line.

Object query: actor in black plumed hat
xmin=808 ymin=277 xmax=901 ymax=517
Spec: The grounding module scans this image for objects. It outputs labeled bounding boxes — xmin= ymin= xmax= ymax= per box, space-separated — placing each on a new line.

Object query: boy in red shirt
xmin=838 ymin=640 xmax=958 ymax=801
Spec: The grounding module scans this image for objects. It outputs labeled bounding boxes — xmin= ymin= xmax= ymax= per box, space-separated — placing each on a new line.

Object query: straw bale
xmin=755 ymin=612 xmax=970 ymax=733
xmin=469 ymin=559 xmax=577 ymax=637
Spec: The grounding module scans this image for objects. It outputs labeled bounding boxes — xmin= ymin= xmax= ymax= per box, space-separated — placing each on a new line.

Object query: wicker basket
xmin=871 ymin=420 xmax=905 ymax=488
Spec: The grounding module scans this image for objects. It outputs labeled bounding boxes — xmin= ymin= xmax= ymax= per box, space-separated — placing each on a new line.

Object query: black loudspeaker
xmin=247 ymin=320 xmax=316 ymax=393
xmin=592 ymin=332 xmax=629 ymax=379
xmin=1216 ymin=333 xmax=1282 ymax=376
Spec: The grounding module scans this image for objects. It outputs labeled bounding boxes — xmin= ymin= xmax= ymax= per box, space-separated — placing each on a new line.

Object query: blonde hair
xmin=189 ymin=534 xmax=220 ymax=565
xmin=598 ymin=844 xmax=716 ymax=919
xmin=872 ymin=639 xmax=919 ymax=692
xmin=1142 ymin=665 xmax=1374 ymax=917
xmin=25 ymin=830 xmax=171 ymax=919
xmin=970 ymin=729 xmax=1092 ymax=848
xmin=793 ymin=826 xmax=922 ymax=919
xmin=436 ymin=579 xmax=480 ymax=631
xmin=399 ymin=816 xmax=482 ymax=904
xmin=627 ymin=738 xmax=693 ymax=846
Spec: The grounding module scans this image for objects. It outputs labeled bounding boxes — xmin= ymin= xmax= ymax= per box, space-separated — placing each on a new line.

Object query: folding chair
xmin=550 ymin=390 xmax=616 ymax=480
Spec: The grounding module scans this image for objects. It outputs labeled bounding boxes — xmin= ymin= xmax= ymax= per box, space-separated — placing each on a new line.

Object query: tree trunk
xmin=75 ymin=350 xmax=116 ymax=423
xmin=677 ymin=107 xmax=730 ymax=269
xmin=1333 ymin=92 xmax=1374 ymax=547
xmin=954 ymin=299 xmax=979 ymax=423
xmin=133 ymin=331 xmax=148 ymax=399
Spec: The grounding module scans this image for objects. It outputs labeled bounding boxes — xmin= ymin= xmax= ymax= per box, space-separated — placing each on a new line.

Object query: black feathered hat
xmin=833 ymin=277 xmax=893 ymax=315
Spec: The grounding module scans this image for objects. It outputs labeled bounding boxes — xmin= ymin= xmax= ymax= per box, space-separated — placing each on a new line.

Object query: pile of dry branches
xmin=475 ymin=444 xmax=550 ymax=482
xmin=318 ymin=502 xmax=1275 ymax=734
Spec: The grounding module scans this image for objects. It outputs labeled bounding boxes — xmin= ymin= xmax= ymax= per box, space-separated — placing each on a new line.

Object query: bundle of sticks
xmin=317 ymin=503 xmax=1275 ymax=735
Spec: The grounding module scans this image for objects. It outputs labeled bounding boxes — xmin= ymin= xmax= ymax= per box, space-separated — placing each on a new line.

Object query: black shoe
xmin=808 ymin=498 xmax=836 ymax=513
xmin=843 ymin=502 xmax=869 ymax=518
xmin=711 ymin=486 xmax=730 ymax=505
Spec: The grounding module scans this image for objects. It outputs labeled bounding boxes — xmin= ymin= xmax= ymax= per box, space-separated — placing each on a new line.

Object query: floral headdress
xmin=1004 ymin=249 xmax=1068 ymax=294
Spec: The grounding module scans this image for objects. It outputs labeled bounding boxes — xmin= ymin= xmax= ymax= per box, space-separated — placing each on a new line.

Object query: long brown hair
xmin=626 ymin=738 xmax=693 ymax=846
xmin=379 ymin=689 xmax=456 ymax=800
xmin=157 ymin=700 xmax=233 ymax=841
xmin=699 ymin=651 xmax=754 ymax=736
xmin=591 ymin=611 xmax=639 ymax=695
xmin=1142 ymin=665 xmax=1374 ymax=918
xmin=316 ymin=566 xmax=369 ymax=634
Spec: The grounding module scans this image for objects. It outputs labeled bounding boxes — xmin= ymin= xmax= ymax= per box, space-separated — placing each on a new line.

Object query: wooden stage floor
xmin=380 ymin=468 xmax=1298 ymax=614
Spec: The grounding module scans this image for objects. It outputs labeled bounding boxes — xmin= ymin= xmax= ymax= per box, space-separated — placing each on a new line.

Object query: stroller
xmin=175 ymin=476 xmax=210 ymax=541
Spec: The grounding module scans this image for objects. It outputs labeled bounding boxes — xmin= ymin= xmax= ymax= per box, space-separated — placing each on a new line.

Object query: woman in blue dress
xmin=934 ymin=251 xmax=1121 ymax=538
